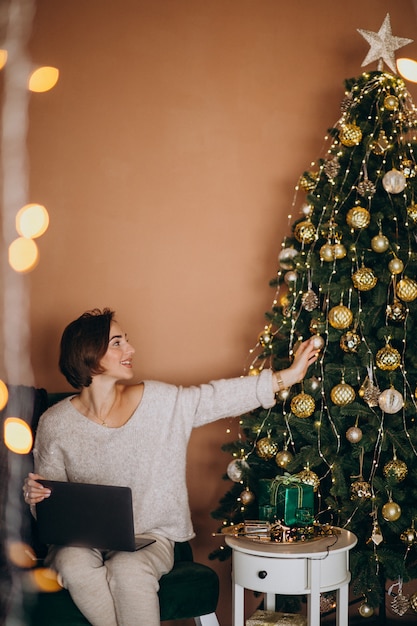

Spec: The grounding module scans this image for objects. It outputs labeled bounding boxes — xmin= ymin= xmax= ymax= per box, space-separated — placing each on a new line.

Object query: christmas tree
xmin=211 ymin=14 xmax=417 ymax=621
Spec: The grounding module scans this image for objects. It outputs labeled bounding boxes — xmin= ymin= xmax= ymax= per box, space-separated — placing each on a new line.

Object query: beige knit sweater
xmin=33 ymin=370 xmax=275 ymax=542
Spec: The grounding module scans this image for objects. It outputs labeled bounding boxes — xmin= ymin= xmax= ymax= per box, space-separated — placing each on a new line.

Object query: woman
xmin=24 ymin=308 xmax=318 ymax=626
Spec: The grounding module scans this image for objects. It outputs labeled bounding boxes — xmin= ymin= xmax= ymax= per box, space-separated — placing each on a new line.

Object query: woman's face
xmin=98 ymin=321 xmax=135 ymax=381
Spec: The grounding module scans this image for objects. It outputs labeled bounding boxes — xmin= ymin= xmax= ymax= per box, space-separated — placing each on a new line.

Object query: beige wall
xmin=6 ymin=1 xmax=417 ymax=623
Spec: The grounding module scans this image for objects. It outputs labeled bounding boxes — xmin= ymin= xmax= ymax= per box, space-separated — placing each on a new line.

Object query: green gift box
xmin=258 ymin=475 xmax=314 ymax=526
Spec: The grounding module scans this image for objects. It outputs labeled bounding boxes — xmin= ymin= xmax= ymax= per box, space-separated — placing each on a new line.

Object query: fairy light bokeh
xmin=1 ymin=0 xmax=58 ymax=622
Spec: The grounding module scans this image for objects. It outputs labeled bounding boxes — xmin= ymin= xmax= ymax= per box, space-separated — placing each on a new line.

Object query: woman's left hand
xmin=277 ymin=338 xmax=319 ymax=389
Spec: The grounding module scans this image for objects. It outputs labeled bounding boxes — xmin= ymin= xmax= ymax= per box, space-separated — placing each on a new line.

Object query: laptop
xmin=36 ymin=480 xmax=155 ymax=552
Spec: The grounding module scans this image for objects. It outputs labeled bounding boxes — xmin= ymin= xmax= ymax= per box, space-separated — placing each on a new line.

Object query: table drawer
xmin=233 ymin=551 xmax=308 ymax=594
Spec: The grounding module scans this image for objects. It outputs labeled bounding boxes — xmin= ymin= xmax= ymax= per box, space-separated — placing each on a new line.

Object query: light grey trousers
xmin=46 ymin=534 xmax=174 ymax=626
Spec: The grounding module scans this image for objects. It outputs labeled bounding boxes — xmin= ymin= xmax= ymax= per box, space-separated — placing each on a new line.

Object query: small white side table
xmin=225 ymin=528 xmax=357 ymax=626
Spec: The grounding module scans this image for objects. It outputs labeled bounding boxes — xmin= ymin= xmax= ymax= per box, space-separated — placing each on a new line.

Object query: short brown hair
xmin=59 ymin=308 xmax=115 ymax=389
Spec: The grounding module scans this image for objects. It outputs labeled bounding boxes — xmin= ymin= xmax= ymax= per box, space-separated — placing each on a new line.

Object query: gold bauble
xmin=397 ymin=277 xmax=417 ymax=302
xmin=333 ymin=242 xmax=347 ymax=259
xmin=290 ymin=392 xmax=315 ymax=418
xmin=297 ymin=467 xmax=320 ymax=492
xmin=275 ymin=449 xmax=293 ymax=468
xmin=258 ymin=327 xmax=273 ymax=348
xmin=340 ymin=330 xmax=361 ymax=352
xmin=371 ymin=130 xmax=390 ymax=155
xmin=387 ymin=299 xmax=406 ymax=322
xmin=311 ymin=334 xmax=325 ymax=350
xmin=378 ymin=388 xmax=404 ymax=414
xmin=359 ymin=602 xmax=374 ymax=618
xmin=411 ymin=592 xmax=417 ymax=612
xmin=339 ymin=123 xmax=362 ymax=147
xmin=328 ymin=305 xmax=353 ymax=329
xmin=371 ymin=234 xmax=389 ymax=253
xmin=384 ymin=94 xmax=399 ymax=110
xmin=346 ymin=206 xmax=371 ymax=229
xmin=346 ymin=426 xmax=363 ymax=443
xmin=330 ymin=382 xmax=355 ymax=406
xmin=299 ymin=171 xmax=319 ymax=192
xmin=352 ymin=267 xmax=377 ymax=291
xmin=401 ymin=527 xmax=417 ymax=546
xmin=407 ymin=203 xmax=417 ymax=224
xmin=382 ymin=169 xmax=407 ymax=194
xmin=240 ymin=487 xmax=255 ymax=505
xmin=350 ymin=479 xmax=372 ymax=499
xmin=382 ymin=500 xmax=401 ymax=522
xmin=376 ymin=344 xmax=401 ymax=371
xmin=294 ymin=219 xmax=316 ymax=244
xmin=309 ymin=317 xmax=326 ymax=334
xmin=383 ymin=458 xmax=408 ymax=482
xmin=256 ymin=436 xmax=279 ymax=460
xmin=401 ymin=159 xmax=417 ymax=178
xmin=388 ymin=257 xmax=404 ymax=275
xmin=319 ymin=243 xmax=335 ymax=262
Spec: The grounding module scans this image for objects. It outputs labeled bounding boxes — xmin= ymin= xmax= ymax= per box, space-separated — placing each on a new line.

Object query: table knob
xmin=258 ymin=570 xmax=268 ymax=579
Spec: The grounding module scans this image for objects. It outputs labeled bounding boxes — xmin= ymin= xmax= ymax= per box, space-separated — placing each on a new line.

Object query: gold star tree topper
xmin=357 ymin=13 xmax=413 ymax=74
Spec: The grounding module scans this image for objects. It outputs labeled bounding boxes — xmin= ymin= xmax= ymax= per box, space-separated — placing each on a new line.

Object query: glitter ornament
xmin=331 ymin=381 xmax=356 ymax=406
xmin=346 ymin=206 xmax=371 ymax=229
xmin=290 ymin=392 xmax=315 ymax=418
xmin=294 ymin=219 xmax=316 ymax=244
xmin=320 ymin=593 xmax=336 ymax=613
xmin=240 ymin=487 xmax=255 ymax=505
xmin=359 ymin=376 xmax=380 ymax=407
xmin=376 ymin=343 xmax=401 ymax=371
xmin=397 ymin=276 xmax=417 ymax=302
xmin=340 ymin=330 xmax=361 ymax=352
xmin=256 ymin=435 xmax=279 ymax=460
xmin=301 ymin=203 xmax=313 ymax=217
xmin=346 ymin=426 xmax=363 ymax=443
xmin=400 ymin=159 xmax=417 ymax=178
xmin=384 ymin=94 xmax=399 ymax=110
xmin=352 ymin=267 xmax=377 ymax=291
xmin=297 ymin=466 xmax=320 ymax=492
xmin=258 ymin=327 xmax=273 ymax=349
xmin=339 ymin=123 xmax=362 ymax=146
xmin=382 ymin=499 xmax=401 ymax=521
xmin=391 ymin=592 xmax=410 ymax=616
xmin=301 ymin=289 xmax=319 ymax=311
xmin=227 ymin=459 xmax=249 ymax=482
xmin=320 ymin=242 xmax=335 ymax=262
xmin=386 ymin=299 xmax=406 ymax=322
xmin=383 ymin=456 xmax=408 ymax=482
xmin=388 ymin=257 xmax=404 ymax=275
xmin=357 ymin=178 xmax=376 ymax=198
xmin=278 ymin=247 xmax=298 ymax=270
xmin=358 ymin=602 xmax=374 ymax=618
xmin=275 ymin=448 xmax=293 ymax=468
xmin=400 ymin=524 xmax=417 ymax=546
xmin=323 ymin=157 xmax=340 ymax=179
xmin=350 ymin=480 xmax=372 ymax=499
xmin=284 ymin=270 xmax=298 ymax=285
xmin=311 ymin=334 xmax=325 ymax=350
xmin=277 ymin=388 xmax=290 ymax=401
xmin=378 ymin=388 xmax=404 ymax=413
xmin=371 ymin=233 xmax=389 ymax=253
xmin=407 ymin=203 xmax=417 ymax=224
xmin=310 ymin=317 xmax=326 ymax=334
xmin=328 ymin=304 xmax=353 ymax=329
xmin=411 ymin=593 xmax=417 ymax=612
xmin=371 ymin=130 xmax=390 ymax=154
xmin=333 ymin=242 xmax=347 ymax=259
xmin=382 ymin=169 xmax=407 ymax=194
xmin=299 ymin=171 xmax=319 ymax=192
